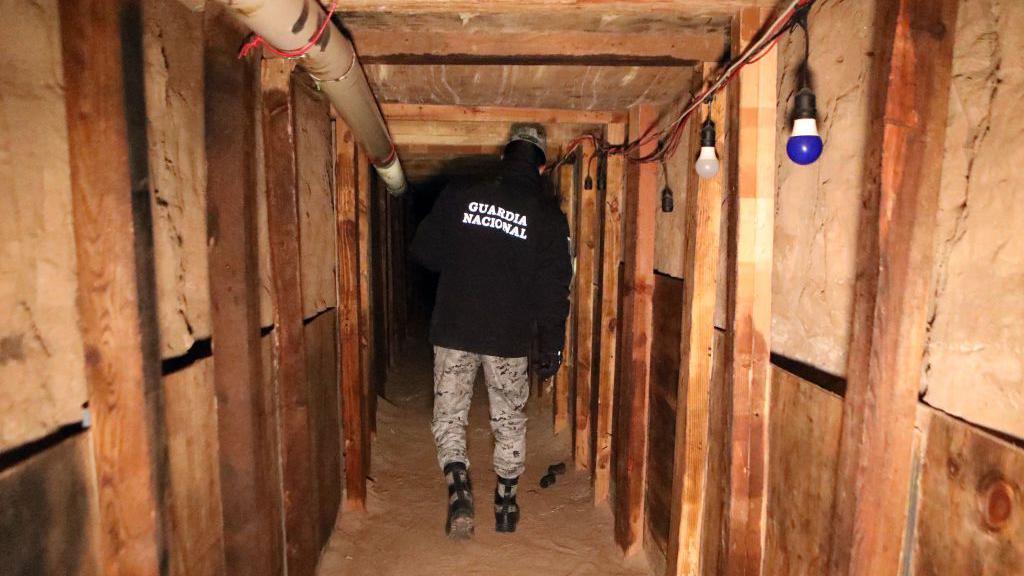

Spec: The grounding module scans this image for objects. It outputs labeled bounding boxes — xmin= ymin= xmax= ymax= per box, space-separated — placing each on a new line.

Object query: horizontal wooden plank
xmin=366 ymin=64 xmax=693 ymax=110
xmin=0 ymin=434 xmax=100 ymax=576
xmin=352 ymin=29 xmax=724 ymax=64
xmin=388 ymin=119 xmax=601 ymax=148
xmin=382 ymin=103 xmax=625 ymax=125
xmin=334 ymin=1 xmax=762 ymax=16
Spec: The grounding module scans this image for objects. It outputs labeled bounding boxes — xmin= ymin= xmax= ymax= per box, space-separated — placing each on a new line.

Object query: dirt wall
xmin=772 ymin=0 xmax=875 ymax=376
xmin=143 ymin=0 xmax=211 ymax=359
xmin=923 ymin=0 xmax=1024 ymax=439
xmin=0 ymin=0 xmax=88 ymax=451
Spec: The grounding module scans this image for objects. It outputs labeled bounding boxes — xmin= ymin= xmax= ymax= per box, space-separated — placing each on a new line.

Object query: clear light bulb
xmin=695 ymin=146 xmax=720 ymax=179
xmin=694 ymin=117 xmax=719 ymax=179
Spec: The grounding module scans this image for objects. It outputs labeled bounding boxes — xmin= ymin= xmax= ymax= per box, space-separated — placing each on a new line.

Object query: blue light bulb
xmin=787 ymin=88 xmax=823 ymax=165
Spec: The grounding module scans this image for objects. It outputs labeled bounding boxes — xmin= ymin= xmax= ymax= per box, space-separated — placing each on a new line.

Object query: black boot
xmin=494 ymin=476 xmax=520 ymax=533
xmin=444 ymin=462 xmax=474 ymax=539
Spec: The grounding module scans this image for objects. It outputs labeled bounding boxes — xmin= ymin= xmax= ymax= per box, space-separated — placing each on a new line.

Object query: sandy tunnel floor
xmin=317 ymin=338 xmax=650 ymax=576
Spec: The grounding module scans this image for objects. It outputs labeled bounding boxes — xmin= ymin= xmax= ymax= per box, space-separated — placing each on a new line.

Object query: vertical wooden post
xmin=59 ymin=2 xmax=165 ymax=574
xmin=357 ymin=151 xmax=377 ymax=445
xmin=574 ymin=139 xmax=600 ymax=470
xmin=828 ymin=1 xmax=958 ymax=574
xmin=594 ymin=122 xmax=626 ymax=504
xmin=615 ymin=104 xmax=659 ymax=555
xmin=554 ymin=160 xmax=577 ymax=434
xmin=261 ymin=60 xmax=319 ymax=576
xmin=725 ymin=8 xmax=776 ymax=576
xmin=335 ymin=121 xmax=367 ymax=510
xmin=205 ymin=12 xmax=283 ymax=575
xmin=666 ymin=67 xmax=727 ymax=576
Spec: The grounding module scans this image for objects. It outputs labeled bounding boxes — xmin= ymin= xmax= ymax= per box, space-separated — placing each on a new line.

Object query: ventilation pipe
xmin=218 ymin=0 xmax=408 ymax=195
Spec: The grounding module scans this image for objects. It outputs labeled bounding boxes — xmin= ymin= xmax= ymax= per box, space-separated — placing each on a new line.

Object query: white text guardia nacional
xmin=462 ymin=202 xmax=528 ymax=240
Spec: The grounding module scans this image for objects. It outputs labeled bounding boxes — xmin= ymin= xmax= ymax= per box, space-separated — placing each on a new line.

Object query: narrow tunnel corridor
xmin=317 ymin=334 xmax=648 ymax=575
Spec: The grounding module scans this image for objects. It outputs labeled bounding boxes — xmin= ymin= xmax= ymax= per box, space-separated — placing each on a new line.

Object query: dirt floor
xmin=317 ymin=338 xmax=650 ymax=576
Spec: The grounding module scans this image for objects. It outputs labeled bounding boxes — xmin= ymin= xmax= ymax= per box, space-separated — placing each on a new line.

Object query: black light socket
xmin=794 ymin=87 xmax=817 ymax=120
xmin=700 ymin=118 xmax=717 ymax=147
xmin=661 ymin=186 xmax=674 ymax=213
xmin=584 ymin=175 xmax=593 ymax=190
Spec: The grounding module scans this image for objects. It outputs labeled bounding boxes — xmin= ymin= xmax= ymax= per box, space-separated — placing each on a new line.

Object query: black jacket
xmin=410 ymin=159 xmax=572 ymax=358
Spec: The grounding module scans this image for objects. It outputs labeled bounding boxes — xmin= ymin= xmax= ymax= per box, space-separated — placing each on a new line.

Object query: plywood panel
xmin=912 ymin=411 xmax=1024 ymax=575
xmin=143 ymin=0 xmax=211 ymax=358
xmin=366 ymin=64 xmax=692 ymax=110
xmin=645 ymin=274 xmax=685 ymax=557
xmin=0 ymin=434 xmax=100 ymax=576
xmin=162 ymin=357 xmax=225 ymax=576
xmin=0 ymin=0 xmax=87 ymax=451
xmin=305 ymin=310 xmax=342 ymax=548
xmin=293 ymin=79 xmax=337 ymax=318
xmin=763 ymin=367 xmax=842 ymax=576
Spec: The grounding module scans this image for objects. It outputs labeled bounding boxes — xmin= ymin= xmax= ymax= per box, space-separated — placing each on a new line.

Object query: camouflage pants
xmin=431 ymin=346 xmax=530 ymax=479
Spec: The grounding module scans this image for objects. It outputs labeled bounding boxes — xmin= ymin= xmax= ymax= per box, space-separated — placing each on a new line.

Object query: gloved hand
xmin=536 ymin=350 xmax=563 ymax=380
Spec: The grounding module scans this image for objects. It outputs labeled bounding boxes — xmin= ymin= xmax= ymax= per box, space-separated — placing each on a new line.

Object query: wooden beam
xmin=335 ymin=120 xmax=367 ymax=510
xmin=593 ymin=122 xmax=626 ymax=504
xmin=382 ymin=103 xmax=626 ymax=125
xmin=387 ymin=119 xmax=599 ymax=149
xmin=666 ymin=65 xmax=726 ymax=576
xmin=615 ymin=104 xmax=659 ymax=555
xmin=724 ymin=8 xmax=775 ymax=576
xmin=357 ymin=150 xmax=377 ymax=442
xmin=574 ymin=139 xmax=599 ymax=470
xmin=205 ymin=10 xmax=284 ymax=575
xmin=336 ymin=1 xmax=761 ymax=16
xmin=353 ymin=29 xmax=724 ymax=65
xmin=58 ymin=1 xmax=164 ymax=573
xmin=553 ymin=160 xmax=576 ymax=435
xmin=828 ymin=0 xmax=959 ymax=574
xmin=260 ymin=59 xmax=319 ymax=576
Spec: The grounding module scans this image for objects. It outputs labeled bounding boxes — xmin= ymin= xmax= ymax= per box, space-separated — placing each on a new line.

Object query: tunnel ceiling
xmin=333 ymin=1 xmax=757 ymax=110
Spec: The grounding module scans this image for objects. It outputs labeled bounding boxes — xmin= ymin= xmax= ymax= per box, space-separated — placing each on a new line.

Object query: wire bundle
xmin=548 ymin=0 xmax=814 ymax=171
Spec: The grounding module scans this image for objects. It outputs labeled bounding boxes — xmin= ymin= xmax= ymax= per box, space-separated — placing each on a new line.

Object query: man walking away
xmin=410 ymin=124 xmax=572 ymax=538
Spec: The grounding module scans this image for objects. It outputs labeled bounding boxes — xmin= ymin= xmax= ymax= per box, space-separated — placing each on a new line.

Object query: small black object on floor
xmin=539 ymin=461 xmax=567 ymax=489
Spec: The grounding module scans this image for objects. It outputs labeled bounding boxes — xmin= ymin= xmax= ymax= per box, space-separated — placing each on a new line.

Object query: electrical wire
xmin=238 ymin=2 xmax=339 ymax=60
xmin=548 ymin=0 xmax=814 ymax=169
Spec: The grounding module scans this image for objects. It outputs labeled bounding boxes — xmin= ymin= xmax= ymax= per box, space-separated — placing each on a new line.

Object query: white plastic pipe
xmin=217 ymin=0 xmax=408 ymax=195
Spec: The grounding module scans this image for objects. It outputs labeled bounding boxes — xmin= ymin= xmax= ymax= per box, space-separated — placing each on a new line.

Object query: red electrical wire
xmin=547 ymin=0 xmax=814 ymax=170
xmin=238 ymin=2 xmax=339 ymax=60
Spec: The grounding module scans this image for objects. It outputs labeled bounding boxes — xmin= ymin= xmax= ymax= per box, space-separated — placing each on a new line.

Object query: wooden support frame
xmin=724 ymin=8 xmax=776 ymax=576
xmin=666 ymin=65 xmax=727 ymax=576
xmin=827 ymin=0 xmax=959 ymax=574
xmin=615 ymin=104 xmax=659 ymax=555
xmin=205 ymin=13 xmax=283 ymax=575
xmin=594 ymin=122 xmax=627 ymax=504
xmin=553 ymin=159 xmax=577 ymax=434
xmin=335 ymin=120 xmax=368 ymax=510
xmin=574 ymin=139 xmax=600 ymax=470
xmin=260 ymin=60 xmax=319 ymax=576
xmin=59 ymin=1 xmax=165 ymax=573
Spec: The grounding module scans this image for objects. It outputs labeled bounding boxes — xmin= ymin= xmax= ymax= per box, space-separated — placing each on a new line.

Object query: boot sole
xmin=447 ymin=515 xmax=475 ymax=540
